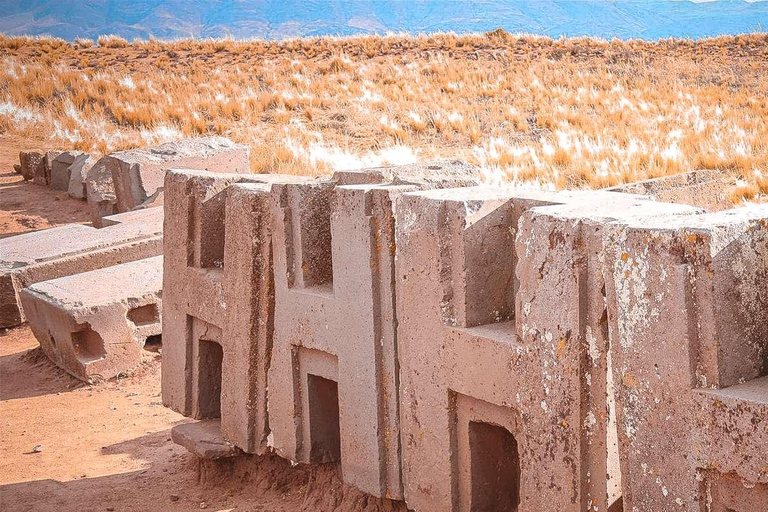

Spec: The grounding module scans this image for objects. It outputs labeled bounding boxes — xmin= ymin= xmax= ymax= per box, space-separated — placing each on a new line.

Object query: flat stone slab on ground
xmin=0 ymin=207 xmax=163 ymax=328
xmin=171 ymin=420 xmax=239 ymax=459
xmin=20 ymin=256 xmax=163 ymax=381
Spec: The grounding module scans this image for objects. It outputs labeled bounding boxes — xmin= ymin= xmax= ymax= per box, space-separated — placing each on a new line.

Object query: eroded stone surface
xmin=157 ymin=163 xmax=768 ymax=511
xmin=603 ymin=204 xmax=768 ymax=511
xmin=20 ymin=256 xmax=162 ymax=381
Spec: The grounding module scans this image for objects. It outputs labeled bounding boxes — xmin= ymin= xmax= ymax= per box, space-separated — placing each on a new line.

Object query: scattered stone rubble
xmin=160 ymin=166 xmax=766 ymax=512
xmin=13 ymin=136 xmax=249 ymax=226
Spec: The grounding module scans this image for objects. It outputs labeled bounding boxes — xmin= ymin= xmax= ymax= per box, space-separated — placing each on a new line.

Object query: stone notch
xmin=394 ymin=186 xmax=698 ymax=512
xmin=0 ymin=206 xmax=163 ymax=328
xmin=603 ymin=204 xmax=768 ymax=512
xmin=20 ymin=256 xmax=162 ymax=382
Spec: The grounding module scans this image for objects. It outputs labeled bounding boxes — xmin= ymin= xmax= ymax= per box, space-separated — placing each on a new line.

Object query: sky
xmin=0 ymin=0 xmax=766 ymax=41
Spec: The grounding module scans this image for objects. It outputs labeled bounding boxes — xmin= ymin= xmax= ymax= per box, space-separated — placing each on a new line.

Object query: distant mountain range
xmin=0 ymin=0 xmax=766 ymax=41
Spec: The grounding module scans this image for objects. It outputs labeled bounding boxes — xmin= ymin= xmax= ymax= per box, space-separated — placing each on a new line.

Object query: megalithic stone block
xmin=161 ymin=169 xmax=310 ymax=456
xmin=603 ymin=204 xmax=768 ymax=511
xmin=395 ymin=185 xmax=572 ymax=512
xmin=162 ymin=162 xmax=483 ymax=500
xmin=20 ymin=256 xmax=162 ymax=381
xmin=85 ymin=137 xmax=250 ymax=225
xmin=267 ymin=180 xmax=418 ymax=500
xmin=0 ymin=206 xmax=163 ymax=328
xmin=67 ymin=153 xmax=95 ymax=199
xmin=516 ymin=196 xmax=700 ymax=512
xmin=395 ymin=185 xmax=698 ymax=512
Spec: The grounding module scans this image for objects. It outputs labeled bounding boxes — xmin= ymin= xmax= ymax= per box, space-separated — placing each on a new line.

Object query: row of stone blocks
xmin=162 ymin=166 xmax=768 ymax=511
xmin=15 ymin=136 xmax=250 ymax=226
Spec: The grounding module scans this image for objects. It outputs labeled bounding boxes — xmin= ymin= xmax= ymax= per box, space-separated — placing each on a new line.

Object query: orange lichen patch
xmin=556 ymin=337 xmax=568 ymax=358
xmin=622 ymin=373 xmax=639 ymax=388
xmin=621 ymin=252 xmax=630 ymax=262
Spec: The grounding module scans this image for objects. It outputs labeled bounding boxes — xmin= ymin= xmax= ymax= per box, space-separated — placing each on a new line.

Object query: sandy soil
xmin=0 ymin=135 xmax=92 ymax=239
xmin=0 ymin=328 xmax=405 ymax=512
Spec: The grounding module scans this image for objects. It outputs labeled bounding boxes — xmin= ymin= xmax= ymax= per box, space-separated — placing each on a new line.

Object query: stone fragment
xmin=34 ymin=150 xmax=63 ymax=186
xmin=171 ymin=420 xmax=239 ymax=459
xmin=67 ymin=153 xmax=95 ymax=199
xmin=50 ymin=151 xmax=84 ymax=191
xmin=18 ymin=151 xmax=44 ymax=181
xmin=20 ymin=256 xmax=162 ymax=381
xmin=85 ymin=157 xmax=117 ymax=226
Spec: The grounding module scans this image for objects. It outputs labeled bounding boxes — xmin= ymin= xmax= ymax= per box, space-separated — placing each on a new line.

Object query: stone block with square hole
xmin=19 ymin=256 xmax=162 ymax=382
xmin=395 ymin=186 xmax=564 ymax=512
xmin=266 ymin=179 xmax=421 ymax=500
xmin=161 ymin=163 xmax=483 ymax=500
xmin=603 ymin=204 xmax=768 ymax=512
xmin=394 ymin=186 xmax=698 ymax=512
xmin=160 ymin=169 xmax=296 ymax=455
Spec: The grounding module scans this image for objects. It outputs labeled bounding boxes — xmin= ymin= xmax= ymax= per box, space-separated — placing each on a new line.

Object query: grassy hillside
xmin=1 ymin=31 xmax=767 ymax=198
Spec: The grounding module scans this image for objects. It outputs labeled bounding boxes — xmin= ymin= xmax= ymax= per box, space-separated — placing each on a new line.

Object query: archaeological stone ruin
xmin=3 ymin=135 xmax=766 ymax=511
xmin=157 ymin=163 xmax=767 ymax=512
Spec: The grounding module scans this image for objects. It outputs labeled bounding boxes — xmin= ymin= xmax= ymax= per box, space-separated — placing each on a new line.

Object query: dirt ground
xmin=1 ymin=327 xmax=376 ymax=512
xmin=0 ymin=135 xmax=93 ymax=239
xmin=0 ymin=138 xmax=404 ymax=512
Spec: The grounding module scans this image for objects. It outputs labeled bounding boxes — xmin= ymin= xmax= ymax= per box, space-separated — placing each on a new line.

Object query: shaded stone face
xmin=50 ymin=151 xmax=84 ymax=191
xmin=20 ymin=256 xmax=163 ymax=382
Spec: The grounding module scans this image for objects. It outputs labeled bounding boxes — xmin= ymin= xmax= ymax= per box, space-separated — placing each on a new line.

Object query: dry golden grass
xmin=0 ymin=31 xmax=767 ymax=198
